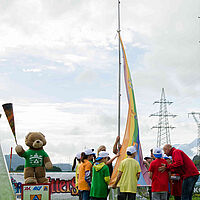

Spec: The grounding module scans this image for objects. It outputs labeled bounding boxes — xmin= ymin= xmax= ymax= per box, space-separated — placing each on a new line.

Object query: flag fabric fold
xmin=109 ymin=36 xmax=151 ymax=186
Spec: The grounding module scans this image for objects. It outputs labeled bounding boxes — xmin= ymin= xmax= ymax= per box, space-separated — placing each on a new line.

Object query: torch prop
xmin=2 ymin=103 xmax=18 ymax=145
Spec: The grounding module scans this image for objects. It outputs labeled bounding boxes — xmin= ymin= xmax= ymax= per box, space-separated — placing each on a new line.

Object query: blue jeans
xmin=181 ymin=175 xmax=199 ymax=200
xmin=80 ymin=190 xmax=90 ymax=200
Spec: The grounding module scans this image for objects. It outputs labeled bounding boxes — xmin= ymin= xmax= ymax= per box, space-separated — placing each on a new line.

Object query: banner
xmin=109 ymin=36 xmax=151 ymax=186
xmin=10 ymin=172 xmax=79 ymax=200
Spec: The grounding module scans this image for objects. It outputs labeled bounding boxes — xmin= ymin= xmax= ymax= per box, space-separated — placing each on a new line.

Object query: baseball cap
xmin=96 ymin=151 xmax=109 ymax=161
xmin=144 ymin=156 xmax=152 ymax=160
xmin=76 ymin=152 xmax=81 ymax=160
xmin=153 ymin=148 xmax=162 ymax=158
xmin=127 ymin=146 xmax=136 ymax=154
xmin=84 ymin=149 xmax=95 ymax=156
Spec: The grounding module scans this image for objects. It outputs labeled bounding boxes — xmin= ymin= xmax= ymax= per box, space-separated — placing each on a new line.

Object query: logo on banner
xmin=33 ymin=186 xmax=42 ymax=191
xmin=30 ymin=194 xmax=42 ymax=200
xmin=43 ymin=186 xmax=48 ymax=191
xmin=24 ymin=187 xmax=31 ymax=191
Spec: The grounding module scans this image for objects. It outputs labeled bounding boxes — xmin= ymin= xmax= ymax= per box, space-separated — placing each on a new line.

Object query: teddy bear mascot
xmin=15 ymin=132 xmax=53 ymax=184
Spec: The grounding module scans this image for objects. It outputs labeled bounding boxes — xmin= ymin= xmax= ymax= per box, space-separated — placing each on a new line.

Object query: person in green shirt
xmin=90 ymin=151 xmax=110 ymax=200
xmin=112 ymin=146 xmax=141 ymax=200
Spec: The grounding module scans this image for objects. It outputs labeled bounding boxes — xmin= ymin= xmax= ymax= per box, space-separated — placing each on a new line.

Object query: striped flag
xmin=2 ymin=103 xmax=17 ymax=144
xmin=110 ymin=36 xmax=151 ymax=186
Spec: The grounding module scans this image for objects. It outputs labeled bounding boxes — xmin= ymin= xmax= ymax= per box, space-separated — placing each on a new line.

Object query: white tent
xmin=0 ymin=143 xmax=16 ymax=200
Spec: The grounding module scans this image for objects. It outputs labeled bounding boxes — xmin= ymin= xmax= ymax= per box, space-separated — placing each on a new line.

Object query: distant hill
xmin=5 ymin=154 xmax=25 ymax=171
xmin=4 ymin=154 xmax=72 ymax=171
xmin=173 ymin=138 xmax=197 ymax=158
xmin=53 ymin=163 xmax=72 ymax=171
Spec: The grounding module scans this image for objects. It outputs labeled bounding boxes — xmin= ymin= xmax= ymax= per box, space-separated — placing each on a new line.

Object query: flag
xmin=109 ymin=36 xmax=151 ymax=186
xmin=2 ymin=103 xmax=17 ymax=144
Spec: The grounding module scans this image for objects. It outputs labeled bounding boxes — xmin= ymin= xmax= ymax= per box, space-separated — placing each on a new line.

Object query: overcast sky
xmin=0 ymin=0 xmax=200 ymax=164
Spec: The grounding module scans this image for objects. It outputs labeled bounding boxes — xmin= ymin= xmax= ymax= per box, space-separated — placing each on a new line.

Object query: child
xmin=164 ymin=154 xmax=182 ymax=200
xmin=149 ymin=148 xmax=169 ymax=200
xmin=78 ymin=149 xmax=94 ymax=200
xmin=97 ymin=145 xmax=120 ymax=176
xmin=72 ymin=152 xmax=82 ymax=200
xmin=112 ymin=146 xmax=141 ymax=200
xmin=90 ymin=151 xmax=110 ymax=200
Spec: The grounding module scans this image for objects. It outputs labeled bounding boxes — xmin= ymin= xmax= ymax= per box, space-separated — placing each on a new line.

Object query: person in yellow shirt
xmin=112 ymin=146 xmax=141 ymax=200
xmin=72 ymin=152 xmax=82 ymax=199
xmin=78 ymin=149 xmax=95 ymax=200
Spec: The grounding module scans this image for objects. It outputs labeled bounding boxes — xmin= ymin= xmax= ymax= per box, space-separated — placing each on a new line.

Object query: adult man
xmin=112 ymin=146 xmax=141 ymax=200
xmin=159 ymin=144 xmax=199 ymax=200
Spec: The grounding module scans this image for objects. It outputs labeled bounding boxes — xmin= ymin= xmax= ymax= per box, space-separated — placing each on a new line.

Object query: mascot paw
xmin=15 ymin=145 xmax=23 ymax=154
xmin=45 ymin=162 xmax=53 ymax=169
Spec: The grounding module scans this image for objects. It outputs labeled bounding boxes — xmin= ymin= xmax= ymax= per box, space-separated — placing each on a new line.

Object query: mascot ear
xmin=39 ymin=132 xmax=45 ymax=138
xmin=25 ymin=132 xmax=32 ymax=140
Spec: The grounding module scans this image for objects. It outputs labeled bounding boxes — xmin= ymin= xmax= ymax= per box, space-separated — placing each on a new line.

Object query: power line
xmin=188 ymin=112 xmax=200 ymax=156
xmin=150 ymin=88 xmax=177 ymax=148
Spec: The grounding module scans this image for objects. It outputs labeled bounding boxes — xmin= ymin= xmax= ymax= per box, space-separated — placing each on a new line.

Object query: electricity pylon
xmin=150 ymin=88 xmax=177 ymax=148
xmin=188 ymin=112 xmax=200 ymax=156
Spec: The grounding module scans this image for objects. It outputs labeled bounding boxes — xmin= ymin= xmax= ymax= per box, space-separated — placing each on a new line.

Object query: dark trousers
xmin=181 ymin=175 xmax=199 ymax=200
xmin=80 ymin=190 xmax=90 ymax=200
xmin=174 ymin=196 xmax=181 ymax=200
xmin=148 ymin=187 xmax=152 ymax=200
xmin=118 ymin=192 xmax=136 ymax=200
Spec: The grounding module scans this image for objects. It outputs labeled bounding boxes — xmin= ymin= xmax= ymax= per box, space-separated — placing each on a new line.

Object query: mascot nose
xmin=36 ymin=140 xmax=40 ymax=143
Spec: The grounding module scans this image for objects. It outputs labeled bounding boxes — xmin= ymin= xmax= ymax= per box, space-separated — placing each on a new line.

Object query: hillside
xmin=5 ymin=154 xmax=72 ymax=171
xmin=173 ymin=138 xmax=197 ymax=158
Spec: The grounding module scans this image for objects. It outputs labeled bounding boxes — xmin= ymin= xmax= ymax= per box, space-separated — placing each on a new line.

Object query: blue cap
xmin=153 ymin=147 xmax=162 ymax=158
xmin=95 ymin=151 xmax=109 ymax=161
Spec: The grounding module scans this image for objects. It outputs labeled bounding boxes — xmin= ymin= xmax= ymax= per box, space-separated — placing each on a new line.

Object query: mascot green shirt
xmin=22 ymin=149 xmax=49 ymax=168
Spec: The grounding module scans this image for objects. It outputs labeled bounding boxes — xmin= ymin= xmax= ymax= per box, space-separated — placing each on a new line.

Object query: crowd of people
xmin=72 ymin=136 xmax=121 ymax=200
xmin=144 ymin=144 xmax=199 ymax=200
xmin=72 ymin=139 xmax=199 ymax=200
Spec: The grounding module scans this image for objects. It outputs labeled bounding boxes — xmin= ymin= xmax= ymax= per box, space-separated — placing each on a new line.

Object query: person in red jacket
xmin=163 ymin=155 xmax=182 ymax=200
xmin=159 ymin=144 xmax=199 ymax=200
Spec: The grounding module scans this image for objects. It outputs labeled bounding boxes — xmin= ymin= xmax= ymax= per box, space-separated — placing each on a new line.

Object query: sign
xmin=21 ymin=183 xmax=51 ymax=200
xmin=10 ymin=172 xmax=79 ymax=199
